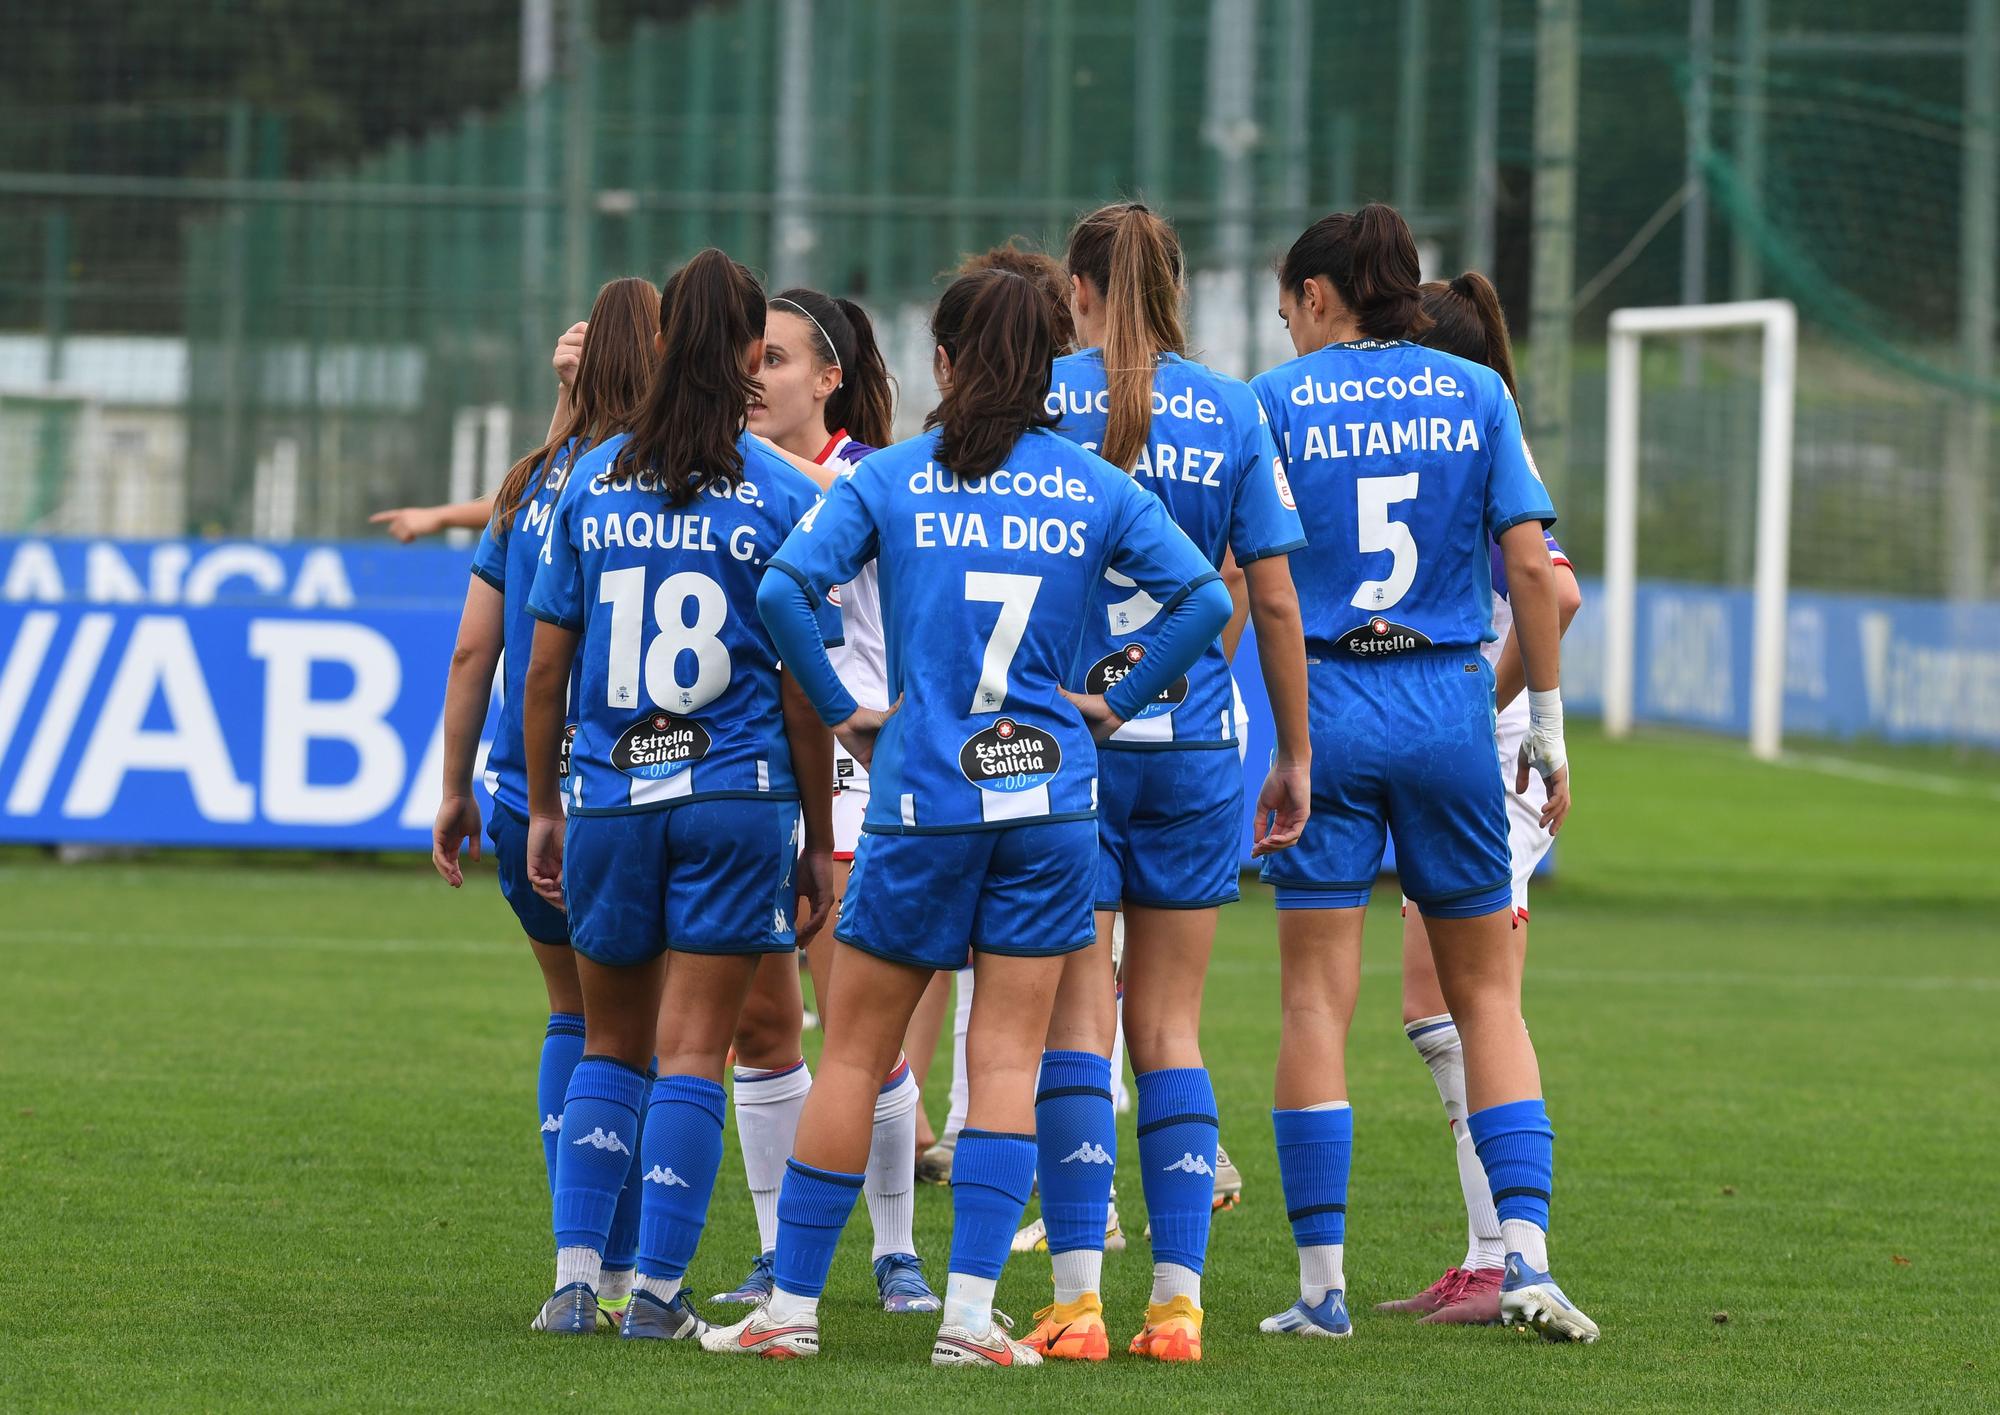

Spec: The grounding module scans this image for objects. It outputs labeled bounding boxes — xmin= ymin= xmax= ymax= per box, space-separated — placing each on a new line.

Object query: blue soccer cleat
xmin=711 ymin=1252 xmax=776 ymax=1305
xmin=531 ymin=1282 xmax=598 ymax=1335
xmin=872 ymin=1253 xmax=942 ymax=1313
xmin=619 ymin=1288 xmax=709 ymax=1341
xmin=1499 ymin=1253 xmax=1600 ymax=1343
xmin=1258 ymin=1290 xmax=1353 ymax=1339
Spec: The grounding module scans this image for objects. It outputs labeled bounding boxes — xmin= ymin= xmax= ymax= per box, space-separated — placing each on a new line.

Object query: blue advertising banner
xmin=2 ymin=537 xmax=1994 ymax=851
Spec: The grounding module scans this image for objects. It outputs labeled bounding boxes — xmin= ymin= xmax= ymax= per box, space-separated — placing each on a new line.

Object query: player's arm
xmin=781 ymin=668 xmax=837 ymax=940
xmin=1492 ymin=558 xmax=1581 ymax=712
xmin=1498 ymin=521 xmax=1570 ymax=834
xmin=521 ymin=620 xmax=578 ymax=907
xmin=759 ymin=476 xmax=886 ymax=761
xmin=1242 ymin=553 xmax=1311 ymax=856
xmin=1218 ymin=549 xmax=1250 ymax=661
xmin=369 ymin=496 xmax=496 ymax=542
xmin=433 ymin=576 xmax=505 ymax=886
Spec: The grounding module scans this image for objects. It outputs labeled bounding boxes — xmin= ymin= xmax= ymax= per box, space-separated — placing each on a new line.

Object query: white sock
xmin=733 ymin=1059 xmax=812 ymax=1254
xmin=942 ymin=1272 xmax=997 ymax=1337
xmin=598 ymin=1267 xmax=634 ymax=1304
xmin=1406 ymin=1013 xmax=1468 ymax=1123
xmin=635 ymin=1273 xmax=681 ymax=1305
xmin=555 ymin=1245 xmax=601 ymax=1292
xmin=1052 ymin=1249 xmax=1103 ymax=1304
xmin=1151 ymin=1262 xmax=1201 ymax=1308
xmin=944 ymin=967 xmax=973 ymax=1145
xmin=867 ymin=1059 xmax=919 ymax=1259
xmin=1502 ymin=1219 xmax=1549 ymax=1273
xmin=1110 ymin=983 xmax=1130 ymax=1115
xmin=766 ymin=1284 xmax=819 ymax=1323
xmin=1454 ymin=1121 xmax=1505 ymax=1270
xmin=1298 ymin=1244 xmax=1344 ymax=1305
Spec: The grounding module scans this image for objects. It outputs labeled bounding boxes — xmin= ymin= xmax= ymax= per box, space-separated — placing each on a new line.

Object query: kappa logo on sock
xmin=572 ymin=1127 xmax=631 ymax=1154
xmin=1162 ymin=1152 xmax=1215 ymax=1177
xmin=541 ymin=1113 xmax=563 ymax=1134
xmin=1061 ymin=1141 xmax=1115 ymax=1166
xmin=644 ymin=1164 xmax=691 ymax=1188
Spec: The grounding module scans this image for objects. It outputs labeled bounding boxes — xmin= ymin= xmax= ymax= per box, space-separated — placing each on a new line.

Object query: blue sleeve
xmin=759 ymin=571 xmax=859 ymax=726
xmin=1484 ymin=389 xmax=1557 ymax=538
xmin=1100 ymin=475 xmax=1229 ymax=720
xmin=470 ymin=520 xmax=506 ymax=592
xmin=1106 ymin=579 xmax=1233 ymax=721
xmin=784 ymin=476 xmax=847 ymax=648
xmin=1228 ymin=404 xmax=1306 ymax=564
xmin=525 ymin=490 xmax=584 ymax=630
xmin=769 ymin=473 xmax=881 ymax=606
xmin=763 ymin=474 xmax=880 ymax=725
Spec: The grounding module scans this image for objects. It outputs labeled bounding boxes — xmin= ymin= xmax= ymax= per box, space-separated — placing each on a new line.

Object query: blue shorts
xmin=564 ymin=798 xmax=799 ymax=967
xmin=488 ymin=804 xmax=570 ymax=946
xmin=1261 ymin=651 xmax=1511 ymax=919
xmin=1095 ymin=748 xmax=1243 ymax=910
xmin=836 ymin=819 xmax=1098 ymax=971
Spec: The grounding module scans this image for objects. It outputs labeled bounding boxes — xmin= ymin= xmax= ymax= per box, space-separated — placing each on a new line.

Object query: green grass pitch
xmin=4 ymin=727 xmax=1997 ymax=1412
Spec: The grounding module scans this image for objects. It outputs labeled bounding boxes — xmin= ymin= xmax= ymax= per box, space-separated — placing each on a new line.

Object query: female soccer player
xmin=702 ymin=267 xmax=1231 ymax=1368
xmin=430 ymin=278 xmax=659 ymax=1328
xmin=1376 ymin=271 xmax=1584 ymax=1327
xmin=1251 ymin=205 xmax=1598 ymax=1342
xmin=711 ymin=286 xmax=939 ymax=1314
xmin=1016 ymin=201 xmax=1312 ymax=1364
xmin=518 ymin=249 xmax=838 ymax=1341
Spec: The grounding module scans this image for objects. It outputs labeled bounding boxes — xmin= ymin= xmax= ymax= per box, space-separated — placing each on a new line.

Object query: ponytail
xmin=771 ymin=287 xmax=897 ymax=449
xmin=1279 ymin=201 xmax=1431 ymax=342
xmin=924 ymin=269 xmax=1059 ymax=481
xmin=617 ymin=248 xmax=765 ymax=505
xmin=1065 ymin=202 xmax=1186 ymax=471
xmin=493 ymin=276 xmax=661 ymax=532
xmin=1418 ymin=271 xmax=1519 ymax=402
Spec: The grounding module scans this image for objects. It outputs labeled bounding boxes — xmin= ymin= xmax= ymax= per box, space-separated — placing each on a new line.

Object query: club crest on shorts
xmin=959 ymin=717 xmax=1061 ymax=793
xmin=1084 ymin=643 xmax=1187 ymax=720
xmin=611 ymin=711 xmax=711 ymax=778
xmin=1337 ymin=617 xmax=1434 ymax=657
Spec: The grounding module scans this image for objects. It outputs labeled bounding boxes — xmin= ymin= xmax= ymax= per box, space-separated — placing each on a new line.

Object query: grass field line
xmin=1776 ymin=749 xmax=2000 ymax=801
xmin=7 ymin=925 xmax=1997 ymax=993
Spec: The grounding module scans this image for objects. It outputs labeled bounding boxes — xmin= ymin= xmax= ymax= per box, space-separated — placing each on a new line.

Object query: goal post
xmin=1602 ymin=299 xmax=1798 ymax=761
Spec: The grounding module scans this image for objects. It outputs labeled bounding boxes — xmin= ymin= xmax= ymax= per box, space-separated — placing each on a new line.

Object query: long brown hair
xmin=770 ymin=286 xmax=895 ymax=447
xmin=1418 ymin=271 xmax=1518 ymax=401
xmin=615 ymin=248 xmax=766 ymax=505
xmin=957 ymin=240 xmax=1077 ymax=355
xmin=1279 ymin=202 xmax=1431 ymax=342
xmin=1065 ymin=202 xmax=1186 ymax=471
xmin=493 ymin=276 xmax=660 ymax=530
xmin=924 ymin=269 xmax=1059 ymax=481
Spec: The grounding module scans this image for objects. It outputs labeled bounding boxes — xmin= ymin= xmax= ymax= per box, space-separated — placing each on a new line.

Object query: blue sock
xmin=1467 ymin=1098 xmax=1555 ymax=1230
xmin=1136 ymin=1067 xmax=1219 ymax=1274
xmin=538 ymin=1013 xmax=586 ymax=1193
xmin=950 ymin=1130 xmax=1037 ymax=1279
xmin=1273 ymin=1105 xmax=1353 ymax=1248
xmin=774 ymin=1159 xmax=865 ymax=1297
xmin=1034 ymin=1050 xmax=1115 ymax=1256
xmin=635 ymin=1074 xmax=727 ymax=1281
xmin=552 ymin=1056 xmax=647 ymax=1253
xmin=603 ymin=1060 xmax=656 ymax=1275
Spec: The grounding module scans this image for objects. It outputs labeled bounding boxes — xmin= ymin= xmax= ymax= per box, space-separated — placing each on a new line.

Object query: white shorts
xmin=832 ymin=743 xmax=869 ymax=859
xmin=1494 ymin=701 xmax=1553 ymax=918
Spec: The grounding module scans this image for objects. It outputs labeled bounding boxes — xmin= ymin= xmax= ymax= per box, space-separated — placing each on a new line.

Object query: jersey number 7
xmin=964 ymin=570 xmax=1041 ymax=714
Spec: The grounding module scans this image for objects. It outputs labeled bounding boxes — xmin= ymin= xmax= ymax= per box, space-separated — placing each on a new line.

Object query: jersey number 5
xmin=964 ymin=570 xmax=1041 ymax=714
xmin=1351 ymin=472 xmax=1420 ymax=612
xmin=599 ymin=566 xmax=733 ymax=713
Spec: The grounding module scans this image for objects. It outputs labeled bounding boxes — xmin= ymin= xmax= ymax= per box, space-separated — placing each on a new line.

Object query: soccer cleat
xmin=1376 ymin=1266 xmax=1472 ymax=1315
xmin=1499 ymin=1254 xmax=1600 ymax=1343
xmin=915 ymin=1139 xmax=955 ymax=1186
xmin=1419 ymin=1266 xmax=1504 ymax=1325
xmin=872 ymin=1252 xmax=942 ymax=1313
xmin=619 ymin=1288 xmax=708 ymax=1341
xmin=1212 ymin=1143 xmax=1243 ymax=1210
xmin=712 ymin=1251 xmax=776 ymax=1305
xmin=530 ymin=1282 xmax=598 ymax=1335
xmin=1128 ymin=1294 xmax=1203 ymax=1362
xmin=1021 ymin=1294 xmax=1110 ymax=1361
xmin=931 ymin=1316 xmax=1044 ymax=1368
xmin=698 ymin=1304 xmax=820 ymax=1359
xmin=1258 ymin=1290 xmax=1353 ymax=1339
xmin=1011 ymin=1201 xmax=1126 ymax=1254
xmin=596 ymin=1293 xmax=631 ymax=1333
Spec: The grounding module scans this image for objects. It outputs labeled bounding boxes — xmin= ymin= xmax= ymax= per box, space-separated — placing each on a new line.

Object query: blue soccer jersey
xmin=526 ymin=431 xmax=837 ymax=816
xmin=1047 ymin=349 xmax=1305 ymax=749
xmin=471 ymin=440 xmax=580 ymax=820
xmin=1250 ymin=340 xmax=1554 ymax=656
xmin=766 ymin=427 xmax=1223 ymax=833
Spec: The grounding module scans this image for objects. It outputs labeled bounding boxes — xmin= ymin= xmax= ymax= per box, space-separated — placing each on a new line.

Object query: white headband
xmin=770 ymin=297 xmax=842 ymax=371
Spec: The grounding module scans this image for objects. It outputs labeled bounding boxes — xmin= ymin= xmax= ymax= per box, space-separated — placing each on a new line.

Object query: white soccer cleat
xmin=1499 ymin=1254 xmax=1600 ymax=1344
xmin=931 ymin=1318 xmax=1044 ymax=1368
xmin=1010 ymin=1201 xmax=1125 ymax=1254
xmin=698 ymin=1304 xmax=820 ymax=1359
